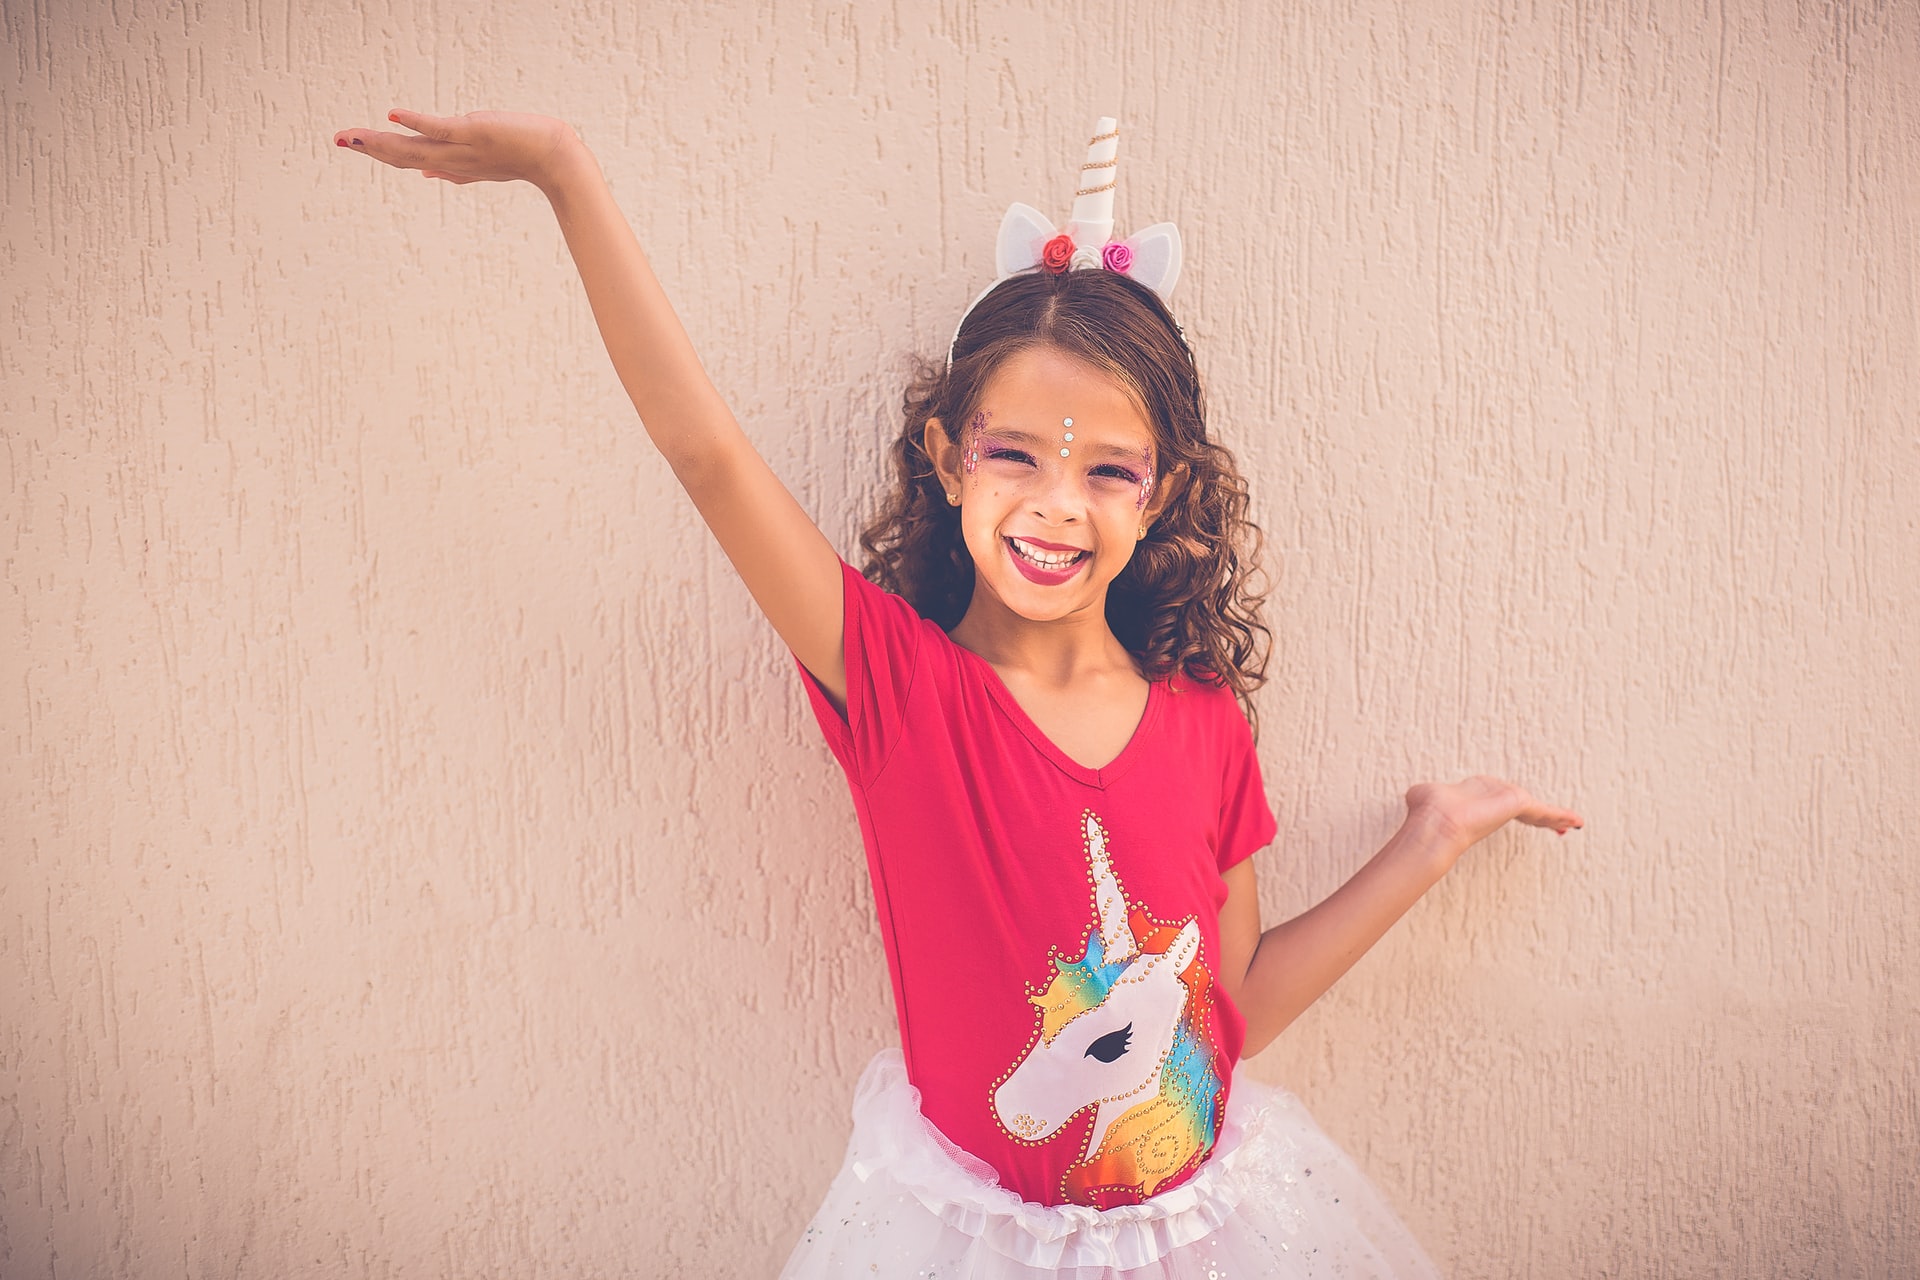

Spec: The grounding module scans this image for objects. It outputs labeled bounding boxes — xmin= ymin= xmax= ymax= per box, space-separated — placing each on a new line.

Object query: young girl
xmin=334 ymin=108 xmax=1581 ymax=1278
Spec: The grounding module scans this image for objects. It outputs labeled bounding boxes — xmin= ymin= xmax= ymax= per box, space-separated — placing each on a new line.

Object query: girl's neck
xmin=948 ymin=589 xmax=1139 ymax=687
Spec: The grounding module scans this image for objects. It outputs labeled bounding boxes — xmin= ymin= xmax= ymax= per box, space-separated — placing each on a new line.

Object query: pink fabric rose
xmin=1101 ymin=240 xmax=1134 ymax=273
xmin=1041 ymin=234 xmax=1075 ymax=274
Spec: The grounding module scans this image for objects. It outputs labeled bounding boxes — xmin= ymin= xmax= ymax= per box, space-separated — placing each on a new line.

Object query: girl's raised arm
xmin=335 ymin=109 xmax=848 ymax=706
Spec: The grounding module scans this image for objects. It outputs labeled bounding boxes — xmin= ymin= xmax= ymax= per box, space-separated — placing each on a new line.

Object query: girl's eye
xmin=1092 ymin=465 xmax=1143 ymax=483
xmin=986 ymin=448 xmax=1036 ymax=465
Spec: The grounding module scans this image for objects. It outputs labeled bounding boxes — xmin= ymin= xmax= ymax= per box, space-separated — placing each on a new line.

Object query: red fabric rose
xmin=1041 ymin=234 xmax=1075 ymax=274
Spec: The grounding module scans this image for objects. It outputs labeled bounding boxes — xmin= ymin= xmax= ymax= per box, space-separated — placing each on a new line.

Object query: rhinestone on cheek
xmin=964 ymin=410 xmax=990 ymax=475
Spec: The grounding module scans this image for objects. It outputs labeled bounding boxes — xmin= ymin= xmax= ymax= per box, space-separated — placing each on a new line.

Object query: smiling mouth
xmin=998 ymin=537 xmax=1090 ymax=571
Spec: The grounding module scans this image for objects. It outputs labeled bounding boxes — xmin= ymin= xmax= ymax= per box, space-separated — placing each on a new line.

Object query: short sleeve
xmin=1215 ymin=702 xmax=1277 ymax=874
xmin=793 ymin=560 xmax=927 ymax=784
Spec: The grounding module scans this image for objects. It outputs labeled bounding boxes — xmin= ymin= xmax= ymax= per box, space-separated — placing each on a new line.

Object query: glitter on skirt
xmin=779 ymin=1050 xmax=1442 ymax=1278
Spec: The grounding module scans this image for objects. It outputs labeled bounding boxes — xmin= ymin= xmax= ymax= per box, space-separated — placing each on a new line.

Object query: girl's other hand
xmin=332 ymin=109 xmax=582 ymax=193
xmin=1404 ymin=775 xmax=1583 ymax=863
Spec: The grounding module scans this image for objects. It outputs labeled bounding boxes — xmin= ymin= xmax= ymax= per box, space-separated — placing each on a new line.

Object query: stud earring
xmin=947 ymin=492 xmax=960 ymax=506
xmin=1136 ymin=525 xmax=1147 ymax=539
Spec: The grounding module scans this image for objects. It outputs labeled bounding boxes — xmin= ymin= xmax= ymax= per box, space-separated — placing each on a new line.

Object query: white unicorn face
xmin=993 ymin=918 xmax=1201 ymax=1145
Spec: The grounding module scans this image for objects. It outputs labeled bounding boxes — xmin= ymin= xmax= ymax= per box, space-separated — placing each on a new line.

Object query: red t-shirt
xmin=797 ymin=562 xmax=1278 ymax=1208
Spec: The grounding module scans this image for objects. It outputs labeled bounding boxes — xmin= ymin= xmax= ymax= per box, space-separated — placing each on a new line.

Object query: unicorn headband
xmin=946 ymin=116 xmax=1184 ymax=366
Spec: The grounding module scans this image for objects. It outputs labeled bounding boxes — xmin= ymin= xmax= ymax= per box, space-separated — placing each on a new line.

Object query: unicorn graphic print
xmin=992 ymin=812 xmax=1228 ymax=1207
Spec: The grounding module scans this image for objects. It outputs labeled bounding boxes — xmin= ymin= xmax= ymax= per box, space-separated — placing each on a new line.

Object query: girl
xmin=334 ymin=108 xmax=1581 ymax=1278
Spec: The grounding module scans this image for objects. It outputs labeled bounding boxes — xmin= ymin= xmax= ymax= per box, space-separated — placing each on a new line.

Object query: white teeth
xmin=1010 ymin=537 xmax=1086 ymax=569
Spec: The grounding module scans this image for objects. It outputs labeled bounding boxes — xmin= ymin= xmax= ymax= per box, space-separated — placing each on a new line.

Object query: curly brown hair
xmin=857 ymin=268 xmax=1271 ymax=723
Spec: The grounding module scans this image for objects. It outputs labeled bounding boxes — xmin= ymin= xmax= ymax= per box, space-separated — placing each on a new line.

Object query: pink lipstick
xmin=1005 ymin=536 xmax=1090 ymax=585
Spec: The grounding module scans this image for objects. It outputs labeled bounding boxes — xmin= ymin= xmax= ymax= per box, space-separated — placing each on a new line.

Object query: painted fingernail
xmin=351 ymin=138 xmax=364 ymax=147
xmin=335 ymin=138 xmax=348 ymax=147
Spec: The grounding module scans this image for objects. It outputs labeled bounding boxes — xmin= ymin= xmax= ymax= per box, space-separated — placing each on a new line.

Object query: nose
xmin=1029 ymin=463 xmax=1086 ymax=525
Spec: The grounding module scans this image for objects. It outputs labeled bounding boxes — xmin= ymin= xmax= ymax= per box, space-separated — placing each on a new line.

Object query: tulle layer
xmin=779 ymin=1050 xmax=1440 ymax=1278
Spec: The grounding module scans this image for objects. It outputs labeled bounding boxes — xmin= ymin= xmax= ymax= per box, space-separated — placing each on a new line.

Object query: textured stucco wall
xmin=4 ymin=0 xmax=1916 ymax=1275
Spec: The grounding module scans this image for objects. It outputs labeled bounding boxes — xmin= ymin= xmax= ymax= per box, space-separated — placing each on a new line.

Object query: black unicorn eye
xmin=1085 ymin=1023 xmax=1132 ymax=1063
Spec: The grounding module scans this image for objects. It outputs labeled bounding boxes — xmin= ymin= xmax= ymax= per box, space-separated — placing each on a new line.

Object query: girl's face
xmin=929 ymin=345 xmax=1170 ymax=627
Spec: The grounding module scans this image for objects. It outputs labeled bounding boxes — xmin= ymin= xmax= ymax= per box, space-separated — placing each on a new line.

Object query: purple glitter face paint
xmin=963 ymin=410 xmax=989 ymax=475
xmin=972 ymin=432 xmax=1030 ymax=469
xmin=1136 ymin=445 xmax=1156 ymax=509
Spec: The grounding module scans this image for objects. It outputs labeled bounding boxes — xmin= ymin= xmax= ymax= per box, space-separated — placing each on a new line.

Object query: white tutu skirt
xmin=780 ymin=1050 xmax=1440 ymax=1278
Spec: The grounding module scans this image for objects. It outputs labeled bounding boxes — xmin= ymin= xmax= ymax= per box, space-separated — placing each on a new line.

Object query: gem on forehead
xmin=1060 ymin=448 xmax=1070 ymax=457
xmin=1063 ymin=431 xmax=1074 ymax=441
xmin=1063 ymin=417 xmax=1073 ymax=427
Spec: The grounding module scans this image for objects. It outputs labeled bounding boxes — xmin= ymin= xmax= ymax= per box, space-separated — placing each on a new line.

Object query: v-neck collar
xmin=954 ymin=644 xmax=1164 ymax=789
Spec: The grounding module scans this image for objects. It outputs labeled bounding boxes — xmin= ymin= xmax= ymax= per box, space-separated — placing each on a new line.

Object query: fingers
xmin=1462 ymin=776 xmax=1582 ymax=835
xmin=331 ymin=127 xmax=409 ymax=164
xmin=1518 ymin=804 xmax=1584 ymax=835
xmin=332 ymin=109 xmax=462 ymax=170
xmin=1460 ymin=775 xmax=1584 ymax=837
xmin=332 ymin=127 xmax=453 ymax=172
xmin=385 ymin=107 xmax=461 ymax=142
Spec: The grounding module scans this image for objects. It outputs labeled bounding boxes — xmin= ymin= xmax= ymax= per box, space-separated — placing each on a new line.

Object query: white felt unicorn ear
xmin=995 ymin=202 xmax=1059 ymax=278
xmin=1120 ymin=221 xmax=1182 ymax=299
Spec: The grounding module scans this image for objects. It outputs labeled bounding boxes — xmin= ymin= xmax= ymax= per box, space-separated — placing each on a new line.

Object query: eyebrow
xmin=980 ymin=427 xmax=1149 ymax=462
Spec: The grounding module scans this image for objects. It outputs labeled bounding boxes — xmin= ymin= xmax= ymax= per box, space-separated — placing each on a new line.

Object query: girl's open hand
xmin=1404 ymin=775 xmax=1583 ymax=859
xmin=332 ymin=109 xmax=581 ymax=192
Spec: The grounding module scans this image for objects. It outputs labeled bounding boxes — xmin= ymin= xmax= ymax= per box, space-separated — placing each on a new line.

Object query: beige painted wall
xmin=4 ymin=0 xmax=1916 ymax=1274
